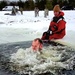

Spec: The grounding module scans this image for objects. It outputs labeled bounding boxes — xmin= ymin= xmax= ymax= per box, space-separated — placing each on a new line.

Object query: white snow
xmin=0 ymin=10 xmax=75 ymax=48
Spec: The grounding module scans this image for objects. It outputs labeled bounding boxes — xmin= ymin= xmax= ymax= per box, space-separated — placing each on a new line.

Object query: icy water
xmin=0 ymin=41 xmax=75 ymax=75
xmin=0 ymin=41 xmax=31 ymax=75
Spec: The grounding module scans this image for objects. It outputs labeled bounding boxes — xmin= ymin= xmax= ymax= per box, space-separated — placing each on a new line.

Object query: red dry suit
xmin=41 ymin=11 xmax=66 ymax=40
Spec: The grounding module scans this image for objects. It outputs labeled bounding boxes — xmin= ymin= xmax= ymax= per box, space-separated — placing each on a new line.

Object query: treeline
xmin=0 ymin=0 xmax=75 ymax=11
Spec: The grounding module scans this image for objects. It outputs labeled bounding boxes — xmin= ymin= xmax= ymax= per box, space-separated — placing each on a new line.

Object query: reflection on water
xmin=0 ymin=41 xmax=75 ymax=75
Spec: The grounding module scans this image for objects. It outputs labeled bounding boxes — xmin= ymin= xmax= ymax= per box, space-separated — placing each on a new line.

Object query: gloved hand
xmin=47 ymin=30 xmax=52 ymax=35
xmin=50 ymin=31 xmax=52 ymax=34
xmin=53 ymin=17 xmax=59 ymax=22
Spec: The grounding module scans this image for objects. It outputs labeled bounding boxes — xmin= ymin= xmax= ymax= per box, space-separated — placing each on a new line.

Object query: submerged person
xmin=41 ymin=4 xmax=66 ymax=41
xmin=31 ymin=38 xmax=43 ymax=51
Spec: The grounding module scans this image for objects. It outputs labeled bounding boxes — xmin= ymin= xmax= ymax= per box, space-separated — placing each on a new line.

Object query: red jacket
xmin=49 ymin=11 xmax=66 ymax=40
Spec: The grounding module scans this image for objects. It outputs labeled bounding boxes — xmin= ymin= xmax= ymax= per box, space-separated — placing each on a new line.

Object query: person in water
xmin=31 ymin=38 xmax=43 ymax=51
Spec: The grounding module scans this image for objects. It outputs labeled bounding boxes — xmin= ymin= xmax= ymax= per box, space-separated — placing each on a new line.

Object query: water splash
xmin=0 ymin=41 xmax=75 ymax=75
xmin=9 ymin=44 xmax=75 ymax=75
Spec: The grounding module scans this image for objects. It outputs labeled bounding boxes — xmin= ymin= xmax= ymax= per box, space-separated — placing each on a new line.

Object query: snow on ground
xmin=0 ymin=10 xmax=75 ymax=48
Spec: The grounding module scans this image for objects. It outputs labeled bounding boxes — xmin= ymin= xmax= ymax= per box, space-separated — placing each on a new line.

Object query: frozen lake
xmin=0 ymin=10 xmax=75 ymax=75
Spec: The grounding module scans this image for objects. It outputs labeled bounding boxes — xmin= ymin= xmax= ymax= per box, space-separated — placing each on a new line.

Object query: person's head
xmin=31 ymin=38 xmax=43 ymax=51
xmin=53 ymin=4 xmax=61 ymax=16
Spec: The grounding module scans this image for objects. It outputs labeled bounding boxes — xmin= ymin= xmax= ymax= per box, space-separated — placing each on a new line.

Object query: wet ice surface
xmin=0 ymin=41 xmax=75 ymax=75
xmin=0 ymin=28 xmax=42 ymax=44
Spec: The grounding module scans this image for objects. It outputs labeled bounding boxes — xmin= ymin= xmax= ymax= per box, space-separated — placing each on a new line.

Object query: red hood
xmin=58 ymin=11 xmax=64 ymax=17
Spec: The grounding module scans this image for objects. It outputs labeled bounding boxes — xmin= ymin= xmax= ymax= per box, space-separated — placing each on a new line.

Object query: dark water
xmin=0 ymin=41 xmax=75 ymax=75
xmin=0 ymin=41 xmax=31 ymax=75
